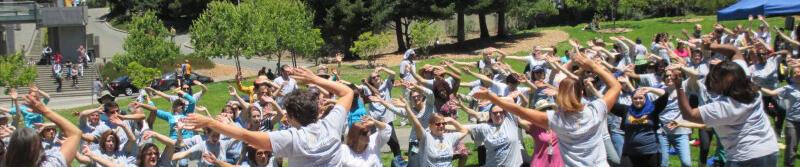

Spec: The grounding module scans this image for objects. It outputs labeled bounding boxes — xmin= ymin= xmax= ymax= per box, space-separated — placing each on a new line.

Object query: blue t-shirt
xmin=8 ymin=98 xmax=49 ymax=128
xmin=348 ymin=99 xmax=367 ymax=127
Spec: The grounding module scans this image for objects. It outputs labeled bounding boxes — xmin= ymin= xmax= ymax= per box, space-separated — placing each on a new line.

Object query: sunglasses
xmin=433 ymin=122 xmax=447 ymax=127
xmin=491 ymin=112 xmax=504 ymax=116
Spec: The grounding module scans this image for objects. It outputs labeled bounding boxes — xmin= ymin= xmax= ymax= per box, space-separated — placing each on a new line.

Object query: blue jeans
xmin=726 ymin=152 xmax=778 ymax=167
xmin=658 ymin=134 xmax=691 ymax=167
xmin=610 ymin=132 xmax=624 ymax=158
xmin=604 ymin=137 xmax=621 ymax=166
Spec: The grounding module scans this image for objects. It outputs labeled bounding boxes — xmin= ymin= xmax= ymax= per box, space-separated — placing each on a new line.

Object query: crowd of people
xmin=45 ymin=45 xmax=92 ymax=92
xmin=0 ymin=14 xmax=799 ymax=167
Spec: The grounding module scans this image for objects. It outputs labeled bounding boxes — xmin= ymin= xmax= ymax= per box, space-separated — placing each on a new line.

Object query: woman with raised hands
xmin=76 ymin=115 xmax=138 ymax=167
xmin=472 ymin=50 xmax=622 ymax=167
xmin=182 ymin=66 xmax=354 ymax=166
xmin=370 ymin=81 xmax=435 ymax=167
xmin=673 ymin=39 xmax=779 ymax=166
xmin=402 ymin=92 xmax=469 ymax=167
xmin=5 ymin=93 xmax=82 ymax=167
xmin=339 ymin=116 xmax=392 ymax=167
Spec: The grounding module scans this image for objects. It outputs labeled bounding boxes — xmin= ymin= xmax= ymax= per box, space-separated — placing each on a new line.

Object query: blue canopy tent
xmin=717 ymin=0 xmax=800 ymax=21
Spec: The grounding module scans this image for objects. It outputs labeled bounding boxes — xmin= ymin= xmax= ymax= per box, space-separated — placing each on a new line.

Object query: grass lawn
xmin=52 ymin=14 xmax=800 ymax=166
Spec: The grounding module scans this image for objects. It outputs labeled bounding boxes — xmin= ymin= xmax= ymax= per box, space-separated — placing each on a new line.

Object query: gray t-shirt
xmin=268 ymin=105 xmax=348 ymax=166
xmin=777 ymin=84 xmax=800 ymax=122
xmin=419 ymin=131 xmax=462 ymax=167
xmin=699 ymin=93 xmax=779 ymax=162
xmin=547 ymin=99 xmax=609 ymax=167
xmin=470 ymin=114 xmax=523 ymax=167
xmin=657 ymin=89 xmax=692 ymax=135
xmin=91 ymin=120 xmax=135 ymax=153
xmin=749 ymin=55 xmax=781 ymax=89
xmin=687 ymin=60 xmax=709 ymax=81
xmin=365 ymin=77 xmax=396 ymax=122
xmin=90 ymin=151 xmax=136 ymax=167
xmin=637 ymin=73 xmax=661 ymax=88
xmin=40 ymin=151 xmax=68 ymax=167
xmin=273 ymin=77 xmax=298 ymax=103
xmin=182 ymin=138 xmax=239 ymax=167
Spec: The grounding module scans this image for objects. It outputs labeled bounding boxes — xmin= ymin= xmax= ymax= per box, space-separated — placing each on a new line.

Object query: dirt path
xmin=194 ymin=64 xmax=258 ymax=81
xmin=341 ymin=29 xmax=569 ymax=67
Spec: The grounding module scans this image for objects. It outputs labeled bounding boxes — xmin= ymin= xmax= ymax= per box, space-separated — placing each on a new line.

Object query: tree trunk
xmin=457 ymin=12 xmax=465 ymax=42
xmin=291 ymin=51 xmax=297 ymax=67
xmin=394 ymin=17 xmax=407 ymax=52
xmin=276 ymin=52 xmax=282 ymax=71
xmin=497 ymin=11 xmax=507 ymax=38
xmin=478 ymin=13 xmax=489 ymax=39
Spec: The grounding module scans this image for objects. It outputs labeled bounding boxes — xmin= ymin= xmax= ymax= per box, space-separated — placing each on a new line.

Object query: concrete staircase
xmin=0 ymin=64 xmax=99 ymax=103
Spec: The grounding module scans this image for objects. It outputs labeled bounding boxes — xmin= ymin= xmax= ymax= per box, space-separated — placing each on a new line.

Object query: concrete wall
xmin=48 ymin=26 xmax=85 ymax=63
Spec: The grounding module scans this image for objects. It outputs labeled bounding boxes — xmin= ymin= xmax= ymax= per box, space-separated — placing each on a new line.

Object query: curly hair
xmin=99 ymin=130 xmax=120 ymax=153
xmin=705 ymin=61 xmax=758 ymax=103
xmin=282 ymin=90 xmax=320 ymax=126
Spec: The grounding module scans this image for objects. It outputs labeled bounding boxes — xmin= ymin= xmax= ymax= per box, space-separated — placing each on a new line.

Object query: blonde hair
xmin=555 ymin=78 xmax=584 ymax=112
xmin=428 ymin=113 xmax=445 ymax=125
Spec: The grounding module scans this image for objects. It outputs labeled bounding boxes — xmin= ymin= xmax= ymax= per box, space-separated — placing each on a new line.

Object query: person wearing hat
xmin=235 ymin=72 xmax=280 ymax=103
xmin=97 ymin=90 xmax=116 ymax=104
xmin=400 ymin=49 xmax=417 ymax=83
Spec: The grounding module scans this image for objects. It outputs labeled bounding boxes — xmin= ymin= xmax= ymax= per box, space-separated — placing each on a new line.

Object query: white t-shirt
xmin=470 ymin=114 xmax=523 ymax=167
xmin=182 ymin=139 xmax=239 ymax=167
xmin=419 ymin=131 xmax=462 ymax=167
xmin=90 ymin=151 xmax=136 ymax=167
xmin=340 ymin=126 xmax=392 ymax=167
xmin=400 ymin=60 xmax=416 ymax=82
xmin=273 ymin=76 xmax=298 ymax=103
xmin=547 ymin=99 xmax=609 ymax=167
xmin=698 ymin=93 xmax=779 ymax=162
xmin=268 ymin=105 xmax=348 ymax=166
xmin=749 ymin=55 xmax=781 ymax=89
xmin=776 ymin=84 xmax=800 ymax=122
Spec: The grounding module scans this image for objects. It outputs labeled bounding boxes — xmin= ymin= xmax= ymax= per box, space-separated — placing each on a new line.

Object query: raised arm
xmin=473 ymin=89 xmax=548 ymax=128
xmin=445 ymin=117 xmax=469 ymax=141
xmin=82 ymin=146 xmax=124 ymax=167
xmin=193 ymin=80 xmax=208 ymax=95
xmin=461 ymin=67 xmax=498 ymax=86
xmin=760 ymin=87 xmax=779 ymax=96
xmin=672 ymin=70 xmax=703 ymax=123
xmin=31 ymin=86 xmax=50 ymax=102
xmin=23 ymin=94 xmax=81 ymax=165
xmin=577 ymin=52 xmax=622 ymax=109
xmin=109 ymin=116 xmax=137 ymax=153
xmin=144 ymin=87 xmax=171 ymax=100
xmin=403 ymin=98 xmax=426 ymax=139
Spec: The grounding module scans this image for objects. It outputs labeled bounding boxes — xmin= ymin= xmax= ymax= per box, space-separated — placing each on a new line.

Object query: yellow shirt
xmin=236 ymin=81 xmax=256 ymax=103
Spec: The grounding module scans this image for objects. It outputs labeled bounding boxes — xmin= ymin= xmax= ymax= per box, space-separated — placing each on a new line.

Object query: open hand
xmin=472 ymin=88 xmax=494 ymax=100
xmin=183 ymin=113 xmax=213 ymax=130
xmin=228 ymin=86 xmax=237 ymax=96
xmin=288 ymin=67 xmax=318 ymax=85
xmin=22 ymin=94 xmax=48 ymax=114
xmin=202 ymin=152 xmax=217 ymax=163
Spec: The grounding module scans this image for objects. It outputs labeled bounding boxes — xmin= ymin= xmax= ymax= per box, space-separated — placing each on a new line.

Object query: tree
xmin=192 ymin=0 xmax=322 ymax=71
xmin=509 ymin=0 xmax=559 ymax=29
xmin=126 ymin=62 xmax=162 ymax=89
xmin=0 ymin=53 xmax=37 ymax=89
xmin=350 ymin=32 xmax=391 ymax=67
xmin=111 ymin=11 xmax=180 ymax=70
xmin=191 ymin=1 xmax=260 ymax=73
xmin=0 ymin=53 xmax=37 ymax=122
xmin=408 ymin=20 xmax=443 ymax=56
xmin=388 ymin=0 xmax=452 ymax=52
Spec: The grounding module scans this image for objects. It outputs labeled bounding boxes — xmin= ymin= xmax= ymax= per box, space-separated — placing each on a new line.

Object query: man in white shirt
xmin=184 ymin=67 xmax=355 ymax=166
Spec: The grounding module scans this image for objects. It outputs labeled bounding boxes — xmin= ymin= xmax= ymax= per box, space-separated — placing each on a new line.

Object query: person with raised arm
xmin=403 ymin=93 xmax=469 ymax=167
xmin=360 ymin=66 xmax=403 ymax=160
xmin=136 ymin=90 xmax=196 ymax=139
xmin=5 ymin=93 xmax=82 ymax=167
xmin=672 ymin=39 xmax=779 ymax=166
xmin=183 ymin=67 xmax=354 ymax=166
xmin=471 ymin=50 xmax=621 ymax=167
xmin=761 ymin=66 xmax=800 ymax=166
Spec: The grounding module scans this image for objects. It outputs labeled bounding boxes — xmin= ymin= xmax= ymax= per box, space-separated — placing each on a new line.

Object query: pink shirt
xmin=674 ymin=49 xmax=689 ymax=58
xmin=527 ymin=124 xmax=564 ymax=167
